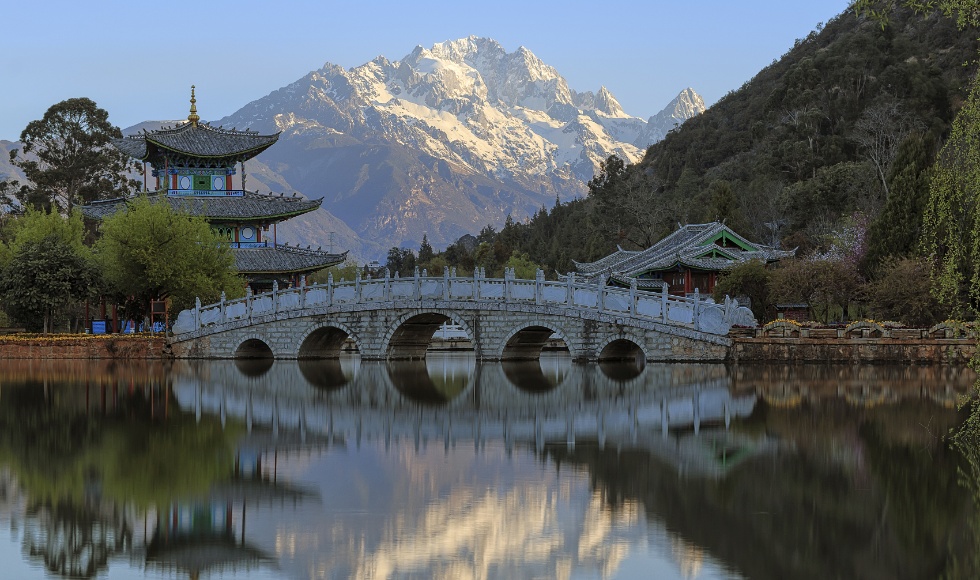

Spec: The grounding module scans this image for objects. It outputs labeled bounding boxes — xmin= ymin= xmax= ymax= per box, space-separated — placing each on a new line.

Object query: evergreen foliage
xmin=0 ymin=208 xmax=93 ymax=332
xmin=862 ymin=133 xmax=935 ymax=273
xmin=385 ymin=247 xmax=417 ymax=276
xmin=2 ymin=98 xmax=140 ymax=212
xmin=712 ymin=260 xmax=773 ymax=321
xmin=0 ymin=234 xmax=94 ymax=333
xmin=94 ymin=196 xmax=243 ymax=320
xmin=867 ymin=256 xmax=944 ymax=325
xmin=429 ymin=6 xmax=977 ymax=286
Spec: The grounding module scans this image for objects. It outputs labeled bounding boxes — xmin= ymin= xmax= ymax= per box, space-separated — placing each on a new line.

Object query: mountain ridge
xmin=212 ymin=36 xmax=703 ymax=258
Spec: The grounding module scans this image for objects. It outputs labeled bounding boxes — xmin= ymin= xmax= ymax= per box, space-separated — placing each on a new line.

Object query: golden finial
xmin=188 ymin=85 xmax=200 ymax=126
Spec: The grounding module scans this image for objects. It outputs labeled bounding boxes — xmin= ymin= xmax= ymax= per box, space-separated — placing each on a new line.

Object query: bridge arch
xmin=296 ymin=320 xmax=362 ymax=359
xmin=381 ymin=310 xmax=479 ymax=360
xmin=497 ymin=321 xmax=575 ymax=361
xmin=234 ymin=335 xmax=277 ymax=359
xmin=596 ymin=334 xmax=649 ymax=362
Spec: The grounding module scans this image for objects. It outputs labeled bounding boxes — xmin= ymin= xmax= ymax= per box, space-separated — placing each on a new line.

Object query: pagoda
xmin=82 ymin=87 xmax=346 ymax=292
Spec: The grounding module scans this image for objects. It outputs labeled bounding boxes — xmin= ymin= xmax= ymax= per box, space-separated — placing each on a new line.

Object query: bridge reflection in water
xmin=1 ymin=359 xmax=976 ymax=579
xmin=172 ymin=356 xmax=974 ymax=482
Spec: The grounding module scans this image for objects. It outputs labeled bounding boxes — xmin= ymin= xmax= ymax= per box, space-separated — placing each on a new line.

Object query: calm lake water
xmin=0 ymin=354 xmax=977 ymax=580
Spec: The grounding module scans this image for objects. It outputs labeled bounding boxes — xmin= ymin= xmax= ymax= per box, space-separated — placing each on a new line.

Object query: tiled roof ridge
xmin=138 ymin=120 xmax=277 ymax=138
xmin=87 ymin=189 xmax=319 ymax=202
xmin=275 ymin=242 xmax=347 ymax=257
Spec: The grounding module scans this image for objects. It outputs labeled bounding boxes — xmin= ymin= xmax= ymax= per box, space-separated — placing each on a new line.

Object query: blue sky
xmin=0 ymin=0 xmax=850 ymax=140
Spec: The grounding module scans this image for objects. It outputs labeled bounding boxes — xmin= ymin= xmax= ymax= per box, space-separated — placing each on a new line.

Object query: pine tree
xmin=862 ymin=133 xmax=933 ymax=274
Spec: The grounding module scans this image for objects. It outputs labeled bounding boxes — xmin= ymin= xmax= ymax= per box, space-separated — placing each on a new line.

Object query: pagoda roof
xmin=115 ymin=121 xmax=279 ymax=165
xmin=571 ymin=222 xmax=794 ymax=280
xmin=81 ymin=191 xmax=322 ymax=222
xmin=234 ymin=245 xmax=347 ymax=275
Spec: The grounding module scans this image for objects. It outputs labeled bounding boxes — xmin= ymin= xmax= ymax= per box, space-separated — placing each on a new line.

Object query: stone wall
xmin=731 ymin=337 xmax=976 ymax=364
xmin=0 ymin=336 xmax=169 ymax=359
xmin=730 ymin=320 xmax=977 ymax=364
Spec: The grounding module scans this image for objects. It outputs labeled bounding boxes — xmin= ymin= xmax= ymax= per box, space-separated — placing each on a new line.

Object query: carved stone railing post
xmin=246 ymin=287 xmax=253 ymax=322
xmin=413 ymin=267 xmax=420 ymax=300
xmin=661 ymin=283 xmax=669 ymax=324
xmin=474 ymin=268 xmax=481 ymax=300
xmin=566 ymin=273 xmax=575 ymax=306
xmin=443 ymin=266 xmax=450 ymax=300
xmin=693 ymin=288 xmax=700 ymax=331
xmin=327 ymin=272 xmax=334 ymax=305
xmin=384 ymin=269 xmax=391 ymax=301
xmin=535 ymin=269 xmax=543 ymax=304
xmin=220 ymin=291 xmax=227 ymax=323
xmin=505 ymin=268 xmax=513 ymax=301
xmin=628 ymin=278 xmax=637 ymax=315
xmin=300 ymin=275 xmax=307 ymax=309
xmin=597 ymin=275 xmax=606 ymax=313
xmin=272 ymin=280 xmax=279 ymax=313
xmin=195 ymin=297 xmax=202 ymax=329
xmin=355 ymin=271 xmax=363 ymax=302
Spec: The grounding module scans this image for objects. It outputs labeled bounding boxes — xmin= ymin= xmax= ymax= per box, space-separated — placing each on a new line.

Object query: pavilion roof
xmin=572 ymin=222 xmax=794 ymax=280
xmin=115 ymin=121 xmax=279 ymax=165
xmin=234 ymin=245 xmax=347 ymax=275
xmin=81 ymin=191 xmax=322 ymax=222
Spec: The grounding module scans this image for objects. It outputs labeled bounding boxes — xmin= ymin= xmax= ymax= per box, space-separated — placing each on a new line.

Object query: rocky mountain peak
xmin=594 ymin=86 xmax=627 ymax=117
xmin=661 ymin=87 xmax=705 ymax=120
xmin=212 ymin=37 xmax=702 ymax=258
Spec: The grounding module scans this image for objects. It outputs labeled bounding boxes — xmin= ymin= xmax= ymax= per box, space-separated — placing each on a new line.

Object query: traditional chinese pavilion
xmin=568 ymin=222 xmax=794 ymax=296
xmin=82 ymin=87 xmax=346 ymax=292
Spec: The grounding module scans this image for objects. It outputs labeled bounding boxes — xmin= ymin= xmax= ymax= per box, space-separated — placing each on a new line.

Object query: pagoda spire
xmin=187 ymin=85 xmax=200 ymax=126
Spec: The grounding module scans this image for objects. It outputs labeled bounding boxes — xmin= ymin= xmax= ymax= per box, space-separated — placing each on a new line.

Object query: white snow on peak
xmin=223 ymin=37 xmax=704 ymax=192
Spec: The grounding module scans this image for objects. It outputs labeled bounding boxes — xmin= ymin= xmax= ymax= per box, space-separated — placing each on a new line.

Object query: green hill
xmin=483 ymin=6 xmax=979 ymax=275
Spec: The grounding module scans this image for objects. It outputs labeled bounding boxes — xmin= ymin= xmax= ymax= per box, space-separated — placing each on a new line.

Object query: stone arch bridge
xmin=169 ymin=270 xmax=753 ymax=362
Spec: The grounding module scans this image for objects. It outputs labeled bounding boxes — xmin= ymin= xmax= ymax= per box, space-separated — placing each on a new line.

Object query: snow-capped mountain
xmin=212 ymin=36 xmax=703 ymax=257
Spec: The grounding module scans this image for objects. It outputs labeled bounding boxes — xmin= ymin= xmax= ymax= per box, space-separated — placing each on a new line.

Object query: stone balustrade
xmin=173 ymin=267 xmax=755 ymax=338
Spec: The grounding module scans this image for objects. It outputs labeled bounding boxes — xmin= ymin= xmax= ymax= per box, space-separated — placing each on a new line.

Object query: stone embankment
xmin=730 ymin=321 xmax=976 ymax=364
xmin=0 ymin=321 xmax=976 ymax=363
xmin=0 ymin=335 xmax=169 ymax=359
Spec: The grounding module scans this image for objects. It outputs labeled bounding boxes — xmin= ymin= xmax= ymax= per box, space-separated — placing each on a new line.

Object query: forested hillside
xmin=469 ymin=6 xmax=979 ymax=276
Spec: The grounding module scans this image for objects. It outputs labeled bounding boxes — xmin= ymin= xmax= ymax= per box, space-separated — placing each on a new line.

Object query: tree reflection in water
xmin=0 ymin=360 xmax=245 ymax=578
xmin=1 ymin=359 xmax=979 ymax=579
xmin=946 ymin=381 xmax=980 ymax=579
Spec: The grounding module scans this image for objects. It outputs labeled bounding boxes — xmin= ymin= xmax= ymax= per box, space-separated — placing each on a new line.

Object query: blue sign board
xmin=91 ymin=320 xmax=107 ymax=335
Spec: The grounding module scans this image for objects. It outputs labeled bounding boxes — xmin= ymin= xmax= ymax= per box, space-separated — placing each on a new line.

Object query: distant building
xmin=82 ymin=87 xmax=346 ymax=292
xmin=568 ymin=222 xmax=794 ymax=296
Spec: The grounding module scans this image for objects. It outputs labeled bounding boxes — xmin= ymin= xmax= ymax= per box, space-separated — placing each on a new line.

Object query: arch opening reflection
xmin=387 ymin=354 xmax=475 ymax=405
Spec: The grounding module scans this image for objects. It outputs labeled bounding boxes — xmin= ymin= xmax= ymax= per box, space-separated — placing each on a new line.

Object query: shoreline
xmin=0 ymin=333 xmax=975 ymax=364
xmin=0 ymin=335 xmax=169 ymax=359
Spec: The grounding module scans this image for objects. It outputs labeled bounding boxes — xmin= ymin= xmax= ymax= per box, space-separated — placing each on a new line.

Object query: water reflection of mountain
xmin=0 ymin=359 xmax=975 ymax=579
